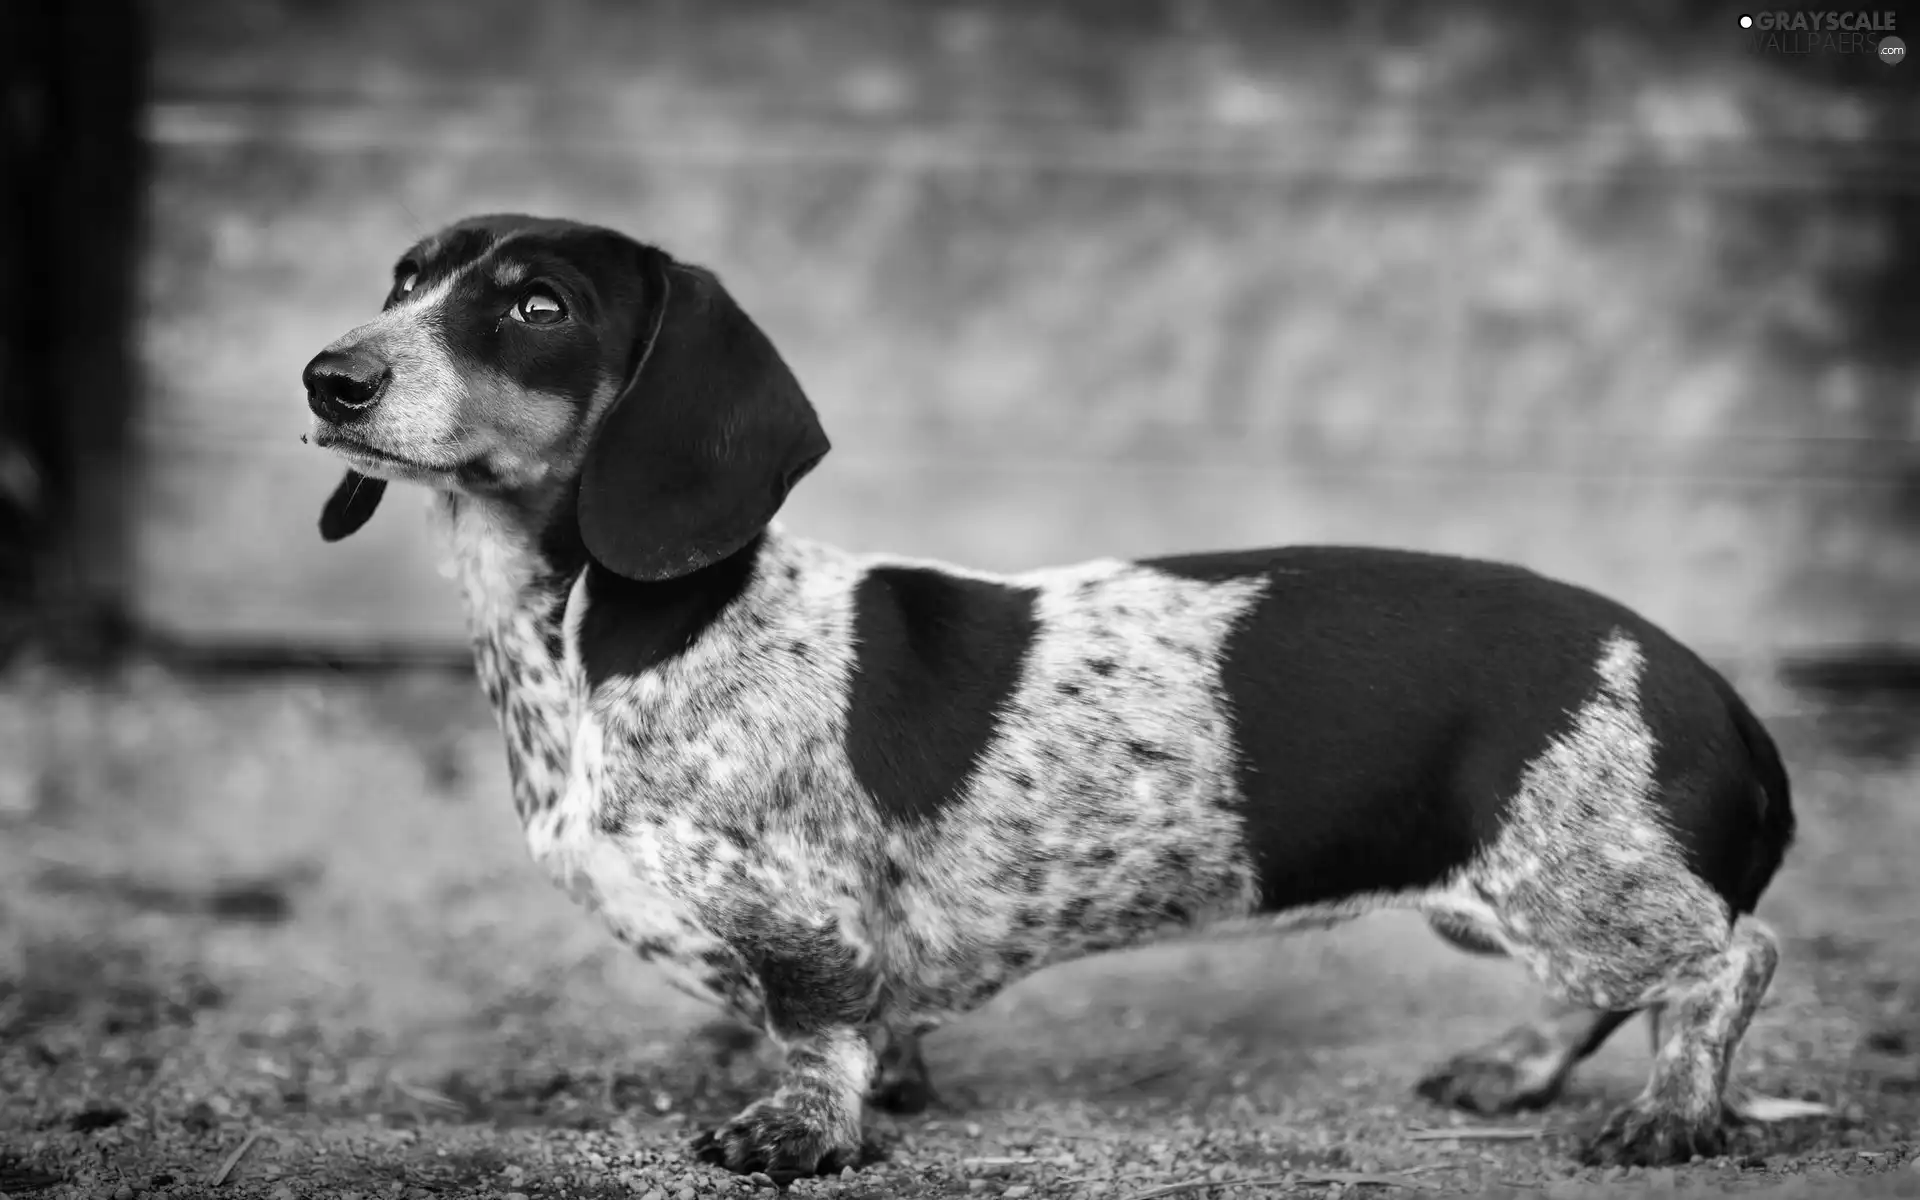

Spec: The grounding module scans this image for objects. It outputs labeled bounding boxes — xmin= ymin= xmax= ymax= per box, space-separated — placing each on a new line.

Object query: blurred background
xmin=2 ymin=2 xmax=1918 ymax=1196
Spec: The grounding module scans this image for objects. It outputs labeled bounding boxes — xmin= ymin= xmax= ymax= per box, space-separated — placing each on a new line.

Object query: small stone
xmin=113 ymin=1187 xmax=134 ymax=1200
xmin=746 ymin=1174 xmax=776 ymax=1190
xmin=677 ymin=1188 xmax=696 ymax=1200
xmin=1004 ymin=1188 xmax=1032 ymax=1199
xmin=1646 ymin=1168 xmax=1676 ymax=1189
xmin=967 ymin=1183 xmax=988 ymax=1194
xmin=269 ymin=1186 xmax=295 ymax=1200
xmin=1909 ymin=1155 xmax=1920 ymax=1175
xmin=502 ymin=1165 xmax=526 ymax=1182
xmin=965 ymin=1123 xmax=983 ymax=1138
xmin=505 ymin=1193 xmax=530 ymax=1200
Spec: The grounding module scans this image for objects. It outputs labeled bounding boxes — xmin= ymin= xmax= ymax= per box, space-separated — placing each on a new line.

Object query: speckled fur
xmin=446 ymin=514 xmax=1274 ymax=1031
xmin=445 ymin=510 xmax=1776 ymax=1172
xmin=306 ymin=215 xmax=1794 ymax=1180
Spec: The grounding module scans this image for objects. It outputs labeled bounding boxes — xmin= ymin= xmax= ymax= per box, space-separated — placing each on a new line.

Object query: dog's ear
xmin=578 ymin=256 xmax=830 ymax=581
xmin=318 ymin=469 xmax=388 ymax=542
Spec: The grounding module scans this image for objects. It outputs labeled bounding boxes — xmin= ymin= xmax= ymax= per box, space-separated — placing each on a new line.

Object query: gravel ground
xmin=1 ymin=660 xmax=1916 ymax=1199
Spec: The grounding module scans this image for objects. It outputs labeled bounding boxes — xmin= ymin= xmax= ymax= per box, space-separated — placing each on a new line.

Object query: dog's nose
xmin=303 ymin=347 xmax=390 ymax=424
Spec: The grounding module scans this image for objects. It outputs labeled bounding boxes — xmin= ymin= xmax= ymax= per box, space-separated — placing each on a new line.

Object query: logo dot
xmin=1739 ymin=13 xmax=1753 ymax=27
xmin=1880 ymin=35 xmax=1906 ymax=64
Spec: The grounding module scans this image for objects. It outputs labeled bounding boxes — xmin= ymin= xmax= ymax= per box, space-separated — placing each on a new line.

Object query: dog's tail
xmin=1720 ymin=678 xmax=1797 ymax=916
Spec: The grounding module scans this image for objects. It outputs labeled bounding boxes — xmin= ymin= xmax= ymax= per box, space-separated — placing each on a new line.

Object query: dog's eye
xmin=396 ymin=268 xmax=419 ymax=295
xmin=512 ymin=288 xmax=567 ymax=326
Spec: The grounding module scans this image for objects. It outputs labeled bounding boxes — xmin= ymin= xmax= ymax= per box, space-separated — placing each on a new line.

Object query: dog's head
xmin=302 ymin=214 xmax=829 ymax=581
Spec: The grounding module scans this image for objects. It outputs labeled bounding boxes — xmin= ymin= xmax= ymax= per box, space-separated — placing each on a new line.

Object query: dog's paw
xmin=689 ymin=1101 xmax=860 ymax=1184
xmin=1579 ymin=1100 xmax=1728 ymax=1167
xmin=1415 ymin=1050 xmax=1560 ymax=1115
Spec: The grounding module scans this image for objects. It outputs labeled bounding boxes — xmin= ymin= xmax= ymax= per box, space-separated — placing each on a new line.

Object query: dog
xmin=302 ymin=214 xmax=1795 ymax=1182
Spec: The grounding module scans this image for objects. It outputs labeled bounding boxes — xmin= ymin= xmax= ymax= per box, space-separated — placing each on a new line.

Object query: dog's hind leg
xmin=1579 ymin=918 xmax=1777 ymax=1166
xmin=1418 ymin=913 xmax=1638 ymax=1114
xmin=1417 ymin=997 xmax=1635 ymax=1114
xmin=1417 ymin=633 xmax=1789 ymax=1164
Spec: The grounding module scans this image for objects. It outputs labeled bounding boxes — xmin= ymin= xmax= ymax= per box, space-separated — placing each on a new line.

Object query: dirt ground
xmin=1 ymin=658 xmax=1917 ymax=1199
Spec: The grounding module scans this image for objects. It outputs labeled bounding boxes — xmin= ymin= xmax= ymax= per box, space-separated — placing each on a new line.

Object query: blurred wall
xmin=135 ymin=0 xmax=1919 ymax=662
xmin=2 ymin=2 xmax=146 ymax=657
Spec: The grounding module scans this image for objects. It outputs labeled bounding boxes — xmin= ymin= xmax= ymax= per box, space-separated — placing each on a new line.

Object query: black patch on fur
xmin=845 ymin=566 xmax=1039 ymax=825
xmin=1632 ymin=642 xmax=1796 ymax=917
xmin=577 ymin=535 xmax=764 ymax=689
xmin=411 ymin=217 xmax=643 ymax=410
xmin=1146 ymin=545 xmax=1749 ymax=913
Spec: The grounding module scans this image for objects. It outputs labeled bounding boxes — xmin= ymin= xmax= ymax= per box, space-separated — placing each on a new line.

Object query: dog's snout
xmin=304 ymin=347 xmax=391 ymax=423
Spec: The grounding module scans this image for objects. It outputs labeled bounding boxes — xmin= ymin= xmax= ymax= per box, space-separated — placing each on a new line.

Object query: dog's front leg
xmin=689 ymin=930 xmax=876 ymax=1182
xmin=867 ymin=1024 xmax=935 ymax=1114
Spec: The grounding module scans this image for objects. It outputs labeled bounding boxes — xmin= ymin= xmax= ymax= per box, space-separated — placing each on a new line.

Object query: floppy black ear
xmin=318 ymin=469 xmax=388 ymax=542
xmin=578 ymin=258 xmax=830 ymax=581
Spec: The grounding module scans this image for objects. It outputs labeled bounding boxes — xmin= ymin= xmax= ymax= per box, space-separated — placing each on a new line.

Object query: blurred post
xmin=0 ymin=1 xmax=149 ymax=660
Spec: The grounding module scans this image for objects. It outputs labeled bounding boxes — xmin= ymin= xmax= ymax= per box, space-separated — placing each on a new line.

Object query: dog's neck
xmin=440 ymin=492 xmax=580 ymax=823
xmin=437 ymin=489 xmax=780 ymax=824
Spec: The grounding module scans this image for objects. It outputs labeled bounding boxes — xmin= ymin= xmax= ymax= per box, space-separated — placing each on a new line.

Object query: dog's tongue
xmin=319 ymin=469 xmax=388 ymax=542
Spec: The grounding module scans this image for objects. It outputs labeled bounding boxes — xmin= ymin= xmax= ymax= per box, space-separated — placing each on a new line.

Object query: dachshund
xmin=303 ymin=214 xmax=1794 ymax=1182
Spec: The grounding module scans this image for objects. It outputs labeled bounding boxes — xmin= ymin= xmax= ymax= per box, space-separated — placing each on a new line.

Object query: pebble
xmin=1004 ymin=1188 xmax=1032 ymax=1199
xmin=677 ymin=1188 xmax=696 ymax=1200
xmin=504 ymin=1193 xmax=529 ymax=1200
xmin=269 ymin=1186 xmax=294 ymax=1200
xmin=113 ymin=1188 xmax=134 ymax=1200
xmin=1909 ymin=1155 xmax=1920 ymax=1175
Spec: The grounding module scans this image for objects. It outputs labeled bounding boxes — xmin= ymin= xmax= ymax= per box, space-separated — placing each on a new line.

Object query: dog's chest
xmin=443 ymin=502 xmax=739 ymax=1002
